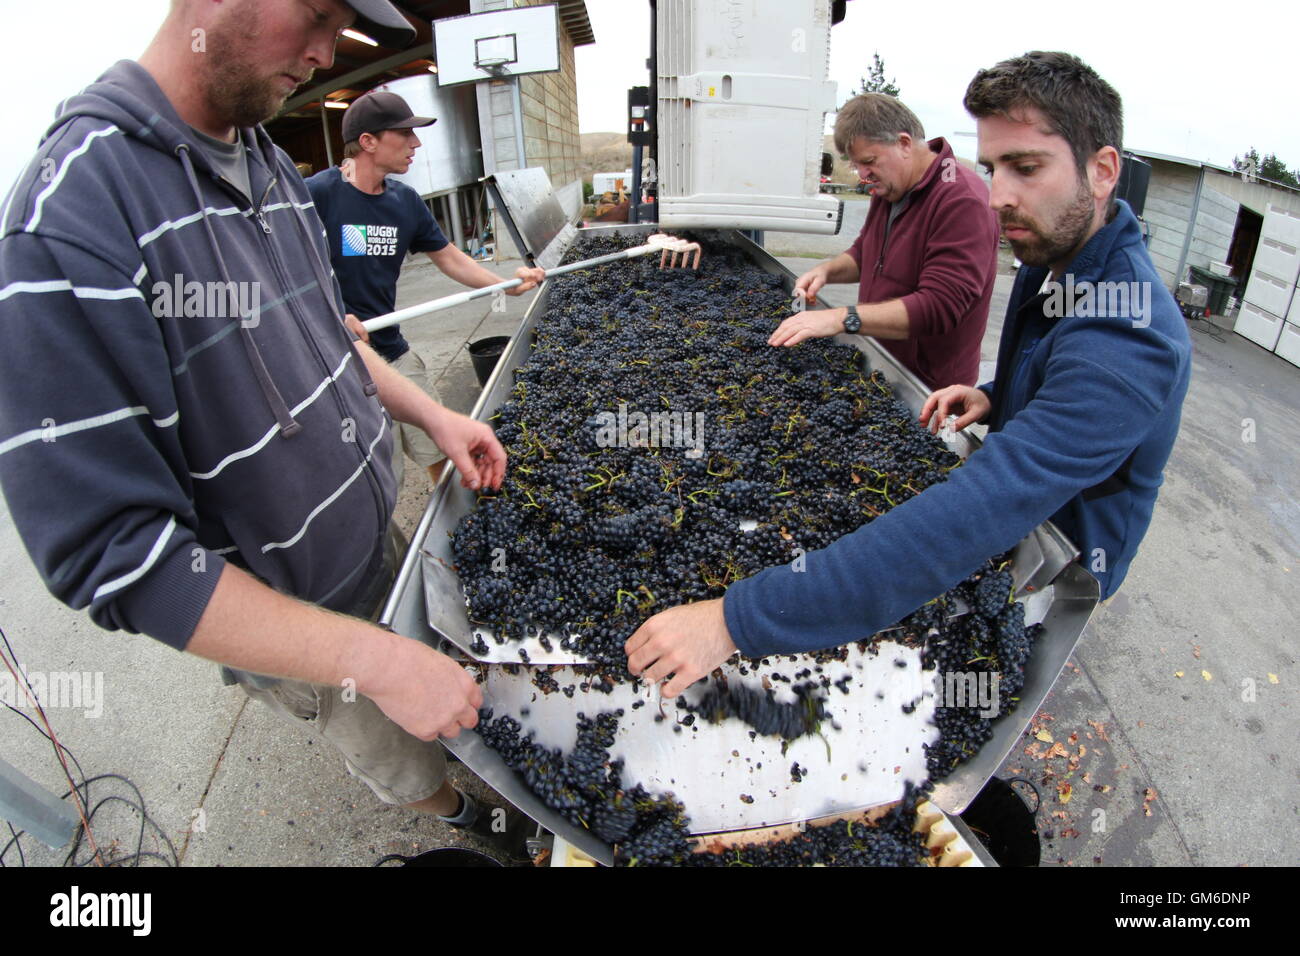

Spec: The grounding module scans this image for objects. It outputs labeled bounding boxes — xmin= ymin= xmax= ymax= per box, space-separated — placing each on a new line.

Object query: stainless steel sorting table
xmin=379 ymin=224 xmax=1099 ymax=865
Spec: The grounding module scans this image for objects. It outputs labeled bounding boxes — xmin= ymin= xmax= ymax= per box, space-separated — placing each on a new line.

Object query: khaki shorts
xmin=234 ymin=525 xmax=449 ymax=805
xmin=389 ymin=348 xmax=445 ymax=486
xmin=238 ymin=676 xmax=449 ymax=805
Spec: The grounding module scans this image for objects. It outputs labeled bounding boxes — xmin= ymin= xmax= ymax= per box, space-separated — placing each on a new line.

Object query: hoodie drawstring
xmin=176 ymin=143 xmax=302 ymax=438
xmin=282 ymin=188 xmax=379 ymax=399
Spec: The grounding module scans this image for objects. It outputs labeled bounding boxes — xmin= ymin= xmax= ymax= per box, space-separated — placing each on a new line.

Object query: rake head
xmin=646 ymin=232 xmax=703 ymax=270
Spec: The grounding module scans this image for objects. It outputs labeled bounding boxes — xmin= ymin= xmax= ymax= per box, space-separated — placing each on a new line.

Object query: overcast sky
xmin=575 ymin=0 xmax=1297 ymax=171
xmin=2 ymin=0 xmax=1293 ymax=193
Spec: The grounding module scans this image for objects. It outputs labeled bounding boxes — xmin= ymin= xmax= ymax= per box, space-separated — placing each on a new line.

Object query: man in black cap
xmin=308 ymin=89 xmax=544 ymax=488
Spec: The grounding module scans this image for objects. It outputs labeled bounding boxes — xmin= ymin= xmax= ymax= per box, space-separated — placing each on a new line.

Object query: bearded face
xmin=976 ymin=108 xmax=1110 ymax=274
xmin=999 ymin=170 xmax=1095 ymax=268
xmin=198 ymin=1 xmax=319 ymax=129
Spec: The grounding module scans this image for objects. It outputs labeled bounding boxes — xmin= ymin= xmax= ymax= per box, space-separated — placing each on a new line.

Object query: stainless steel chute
xmin=379 ymin=223 xmax=1098 ymax=862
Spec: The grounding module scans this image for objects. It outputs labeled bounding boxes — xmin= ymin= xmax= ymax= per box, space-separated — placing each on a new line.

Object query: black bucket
xmin=374 ymin=847 xmax=503 ymax=867
xmin=959 ymin=777 xmax=1041 ymax=866
xmin=468 ymin=336 xmax=511 ymax=387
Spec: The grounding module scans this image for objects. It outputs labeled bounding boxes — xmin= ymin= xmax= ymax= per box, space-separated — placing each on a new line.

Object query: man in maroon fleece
xmin=770 ymin=94 xmax=999 ymax=388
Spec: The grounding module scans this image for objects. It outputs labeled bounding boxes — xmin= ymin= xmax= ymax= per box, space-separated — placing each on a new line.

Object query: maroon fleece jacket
xmin=845 ymin=137 xmax=999 ymax=388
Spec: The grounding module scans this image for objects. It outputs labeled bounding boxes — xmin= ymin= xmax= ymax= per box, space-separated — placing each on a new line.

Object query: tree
xmin=854 ymin=52 xmax=900 ymax=99
xmin=1232 ymin=146 xmax=1299 ymax=188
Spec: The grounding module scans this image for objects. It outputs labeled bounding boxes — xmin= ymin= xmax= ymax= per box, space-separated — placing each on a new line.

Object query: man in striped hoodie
xmin=0 ymin=0 xmax=525 ymax=843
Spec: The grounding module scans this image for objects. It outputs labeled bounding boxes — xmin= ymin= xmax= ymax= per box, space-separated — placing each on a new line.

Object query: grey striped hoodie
xmin=0 ymin=60 xmax=397 ymax=650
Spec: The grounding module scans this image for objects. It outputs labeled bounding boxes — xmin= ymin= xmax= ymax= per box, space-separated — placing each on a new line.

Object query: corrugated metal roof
xmin=1127 ymin=147 xmax=1233 ymax=175
xmin=1129 ymin=147 xmax=1300 ymax=195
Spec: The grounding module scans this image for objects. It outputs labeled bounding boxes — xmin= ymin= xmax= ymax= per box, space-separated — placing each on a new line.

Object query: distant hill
xmin=581 ymin=132 xmax=633 ymax=185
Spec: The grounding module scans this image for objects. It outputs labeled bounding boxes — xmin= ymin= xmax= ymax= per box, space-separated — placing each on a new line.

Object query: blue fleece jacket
xmin=722 ymin=199 xmax=1192 ymax=657
xmin=0 ymin=61 xmax=397 ymax=650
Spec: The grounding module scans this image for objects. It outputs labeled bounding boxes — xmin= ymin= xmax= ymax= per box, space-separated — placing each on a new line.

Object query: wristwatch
xmin=843 ymin=306 xmax=862 ymax=334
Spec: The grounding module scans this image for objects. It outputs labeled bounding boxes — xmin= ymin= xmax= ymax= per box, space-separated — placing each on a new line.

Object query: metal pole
xmin=0 ymin=755 xmax=80 ymax=850
xmin=648 ymin=0 xmax=659 ymax=223
xmin=320 ymin=99 xmax=334 ymax=168
xmin=471 ymin=184 xmax=487 ymax=256
xmin=630 ymin=143 xmax=643 ymax=224
xmin=1175 ymin=165 xmax=1206 ymax=285
xmin=511 ymin=77 xmax=527 ymax=169
xmin=447 ymin=190 xmax=466 ymax=250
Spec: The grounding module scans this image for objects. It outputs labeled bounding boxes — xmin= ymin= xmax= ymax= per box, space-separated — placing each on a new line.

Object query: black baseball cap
xmin=342 ymin=90 xmax=437 ymax=143
xmin=345 ymin=0 xmax=417 ymax=49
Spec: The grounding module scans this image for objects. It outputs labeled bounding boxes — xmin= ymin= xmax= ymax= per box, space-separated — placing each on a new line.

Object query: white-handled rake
xmin=361 ymin=233 xmax=703 ymax=334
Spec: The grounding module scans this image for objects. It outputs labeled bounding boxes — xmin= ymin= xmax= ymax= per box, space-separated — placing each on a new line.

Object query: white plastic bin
xmin=656 ymin=0 xmax=842 ymax=233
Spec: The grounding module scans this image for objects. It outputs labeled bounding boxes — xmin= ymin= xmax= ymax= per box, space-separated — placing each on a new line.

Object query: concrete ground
xmin=1 ymin=236 xmax=1295 ymax=867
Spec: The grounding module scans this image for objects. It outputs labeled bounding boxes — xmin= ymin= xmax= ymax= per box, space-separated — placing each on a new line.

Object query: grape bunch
xmin=919 ymin=582 xmax=1042 ymax=780
xmin=681 ymin=679 xmax=828 ymax=742
xmin=476 ymin=707 xmax=694 ymax=866
xmin=452 ymin=231 xmax=964 ymax=667
xmin=689 ymin=782 xmax=930 ymax=867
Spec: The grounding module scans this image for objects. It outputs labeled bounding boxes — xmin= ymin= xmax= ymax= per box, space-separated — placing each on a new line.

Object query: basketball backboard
xmin=433 ymin=5 xmax=561 ymax=87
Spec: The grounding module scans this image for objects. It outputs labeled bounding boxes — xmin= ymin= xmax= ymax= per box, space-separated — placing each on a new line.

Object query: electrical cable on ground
xmin=0 ymin=625 xmax=177 ymax=867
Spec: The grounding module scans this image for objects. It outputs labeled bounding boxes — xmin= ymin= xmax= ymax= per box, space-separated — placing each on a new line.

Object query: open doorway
xmin=1228 ymin=204 xmax=1264 ymax=281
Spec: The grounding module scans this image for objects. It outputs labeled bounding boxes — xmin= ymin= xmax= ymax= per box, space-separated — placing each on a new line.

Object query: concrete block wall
xmin=1143 ymin=160 xmax=1199 ymax=287
xmin=1204 ymin=167 xmax=1300 ymax=218
xmin=483 ymin=78 xmax=522 ymax=171
xmin=470 ymin=0 xmax=585 ymax=258
xmin=473 ymin=0 xmax=524 ymax=173
xmin=517 ymin=0 xmax=581 ymax=192
xmin=1190 ymin=185 xmax=1236 ymax=273
xmin=470 ymin=0 xmax=582 ymax=191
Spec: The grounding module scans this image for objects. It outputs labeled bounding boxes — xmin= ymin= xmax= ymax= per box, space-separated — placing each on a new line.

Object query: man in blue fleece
xmin=626 ymin=51 xmax=1192 ymax=696
xmin=0 ymin=0 xmax=527 ymax=846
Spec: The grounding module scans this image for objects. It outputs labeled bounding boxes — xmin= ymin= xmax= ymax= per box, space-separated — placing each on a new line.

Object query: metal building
xmin=1129 ymin=148 xmax=1300 ymax=368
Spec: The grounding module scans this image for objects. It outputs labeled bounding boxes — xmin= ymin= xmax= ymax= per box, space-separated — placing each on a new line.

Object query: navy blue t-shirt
xmin=305 ymin=166 xmax=449 ymax=362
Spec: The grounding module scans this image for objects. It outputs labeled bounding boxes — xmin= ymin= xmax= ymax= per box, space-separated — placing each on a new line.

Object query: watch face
xmin=844 ymin=309 xmax=861 ymax=334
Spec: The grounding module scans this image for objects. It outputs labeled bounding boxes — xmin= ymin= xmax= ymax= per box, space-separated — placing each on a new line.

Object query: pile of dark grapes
xmin=477 ymin=707 xmax=694 ymax=865
xmin=689 ymin=783 xmax=929 ymax=867
xmin=451 ymin=232 xmax=964 ymax=666
xmin=479 ymin=704 xmax=930 ymax=867
xmin=917 ymin=567 xmax=1042 ymax=780
xmin=454 ymin=231 xmax=1047 ymax=861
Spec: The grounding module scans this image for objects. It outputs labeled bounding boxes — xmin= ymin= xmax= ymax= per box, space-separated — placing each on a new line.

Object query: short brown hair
xmin=342 ymin=139 xmax=362 ymax=159
xmin=963 ymin=51 xmax=1123 ymax=176
xmin=833 ymin=93 xmax=925 ymax=155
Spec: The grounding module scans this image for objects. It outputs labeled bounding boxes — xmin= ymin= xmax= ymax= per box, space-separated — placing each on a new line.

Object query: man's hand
xmin=187 ymin=564 xmax=482 ymax=741
xmin=625 ymin=599 xmax=737 ymax=698
xmin=793 ymin=263 xmax=833 ymax=307
xmin=344 ymin=312 xmax=369 ymax=343
xmin=919 ymin=384 xmax=991 ymax=434
xmin=358 ymin=636 xmax=483 ymax=740
xmin=768 ymin=306 xmax=849 ymax=347
xmin=506 ymin=266 xmax=546 ymax=296
xmin=426 ymin=406 xmax=507 ymax=491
